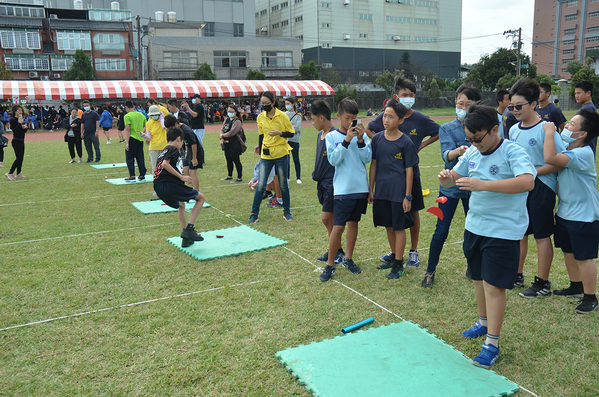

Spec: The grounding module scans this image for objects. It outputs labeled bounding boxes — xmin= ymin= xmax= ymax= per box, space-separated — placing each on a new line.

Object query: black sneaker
xmin=316 ymin=251 xmax=328 ymax=262
xmin=387 ymin=265 xmax=404 ymax=279
xmin=138 ymin=175 xmax=145 ymax=181
xmin=320 ymin=265 xmax=336 ymax=282
xmin=513 ymin=274 xmax=525 ymax=288
xmin=342 ymin=258 xmax=362 ymax=274
xmin=262 ymin=190 xmax=274 ymax=200
xmin=181 ymin=225 xmax=204 ymax=241
xmin=86 ymin=159 xmax=93 ymax=163
xmin=422 ymin=273 xmax=435 ymax=288
xmin=181 ymin=238 xmax=194 ymax=248
xmin=575 ymin=296 xmax=598 ymax=314
xmin=124 ymin=176 xmax=136 ymax=182
xmin=554 ymin=285 xmax=584 ymax=298
xmin=519 ymin=276 xmax=552 ymax=299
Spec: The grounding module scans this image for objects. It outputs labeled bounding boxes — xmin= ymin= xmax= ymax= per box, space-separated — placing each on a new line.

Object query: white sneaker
xmin=106 ymin=140 xmax=112 ymax=144
xmin=296 ymin=179 xmax=302 ymax=184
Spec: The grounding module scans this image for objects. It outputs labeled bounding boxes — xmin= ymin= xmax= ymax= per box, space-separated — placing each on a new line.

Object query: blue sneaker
xmin=267 ymin=198 xmax=282 ymax=208
xmin=461 ymin=321 xmax=488 ymax=339
xmin=283 ymin=211 xmax=293 ymax=221
xmin=380 ymin=251 xmax=394 ymax=262
xmin=472 ymin=343 xmax=500 ymax=369
xmin=248 ymin=213 xmax=258 ymax=224
xmin=408 ymin=251 xmax=420 ymax=267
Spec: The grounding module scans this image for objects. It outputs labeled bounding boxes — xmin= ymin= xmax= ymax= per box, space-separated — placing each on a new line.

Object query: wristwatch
xmin=405 ymin=195 xmax=413 ymax=201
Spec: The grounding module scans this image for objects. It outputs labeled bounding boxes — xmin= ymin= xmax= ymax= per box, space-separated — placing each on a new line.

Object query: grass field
xmin=1 ymin=122 xmax=598 ymax=396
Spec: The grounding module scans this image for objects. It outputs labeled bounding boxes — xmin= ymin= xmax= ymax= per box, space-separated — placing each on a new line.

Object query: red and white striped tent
xmin=0 ymin=80 xmax=334 ymax=101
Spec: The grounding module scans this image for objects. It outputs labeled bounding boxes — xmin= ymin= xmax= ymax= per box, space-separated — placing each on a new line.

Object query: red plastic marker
xmin=426 ymin=207 xmax=444 ymax=221
xmin=216 ymin=235 xmax=224 ymax=238
xmin=436 ymin=196 xmax=448 ymax=204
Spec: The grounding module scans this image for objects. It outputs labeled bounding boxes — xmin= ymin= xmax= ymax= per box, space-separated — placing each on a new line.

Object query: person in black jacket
xmin=65 ymin=108 xmax=83 ymax=163
xmin=116 ymin=106 xmax=126 ymax=143
xmin=167 ymin=98 xmax=190 ymax=126
xmin=5 ymin=105 xmax=28 ymax=180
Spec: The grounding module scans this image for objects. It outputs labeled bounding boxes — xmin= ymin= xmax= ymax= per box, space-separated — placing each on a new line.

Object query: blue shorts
xmin=333 ymin=197 xmax=368 ymax=226
xmin=154 ymin=181 xmax=199 ymax=209
xmin=554 ymin=215 xmax=599 ymax=260
xmin=525 ymin=178 xmax=556 ymax=239
xmin=317 ymin=181 xmax=334 ymax=213
xmin=373 ymin=199 xmax=415 ymax=231
xmin=463 ymin=230 xmax=520 ymax=289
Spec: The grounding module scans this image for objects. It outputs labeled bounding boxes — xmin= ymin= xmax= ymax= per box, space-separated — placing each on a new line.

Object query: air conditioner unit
xmin=53 ymin=73 xmax=61 ymax=79
xmin=50 ymin=14 xmax=58 ymax=19
xmin=29 ymin=71 xmax=39 ymax=78
xmin=393 ymin=35 xmax=402 ymax=41
xmin=343 ymin=33 xmax=350 ymax=40
xmin=40 ymin=76 xmax=49 ymax=81
xmin=260 ymin=26 xmax=268 ymax=32
xmin=343 ymin=0 xmax=350 ymax=4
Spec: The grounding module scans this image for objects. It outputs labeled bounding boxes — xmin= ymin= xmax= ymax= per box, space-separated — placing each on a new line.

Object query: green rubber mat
xmin=167 ymin=225 xmax=287 ymax=261
xmin=131 ymin=200 xmax=211 ymax=214
xmin=276 ymin=321 xmax=519 ymax=397
xmin=105 ymin=177 xmax=152 ymax=185
xmin=91 ymin=163 xmax=132 ymax=169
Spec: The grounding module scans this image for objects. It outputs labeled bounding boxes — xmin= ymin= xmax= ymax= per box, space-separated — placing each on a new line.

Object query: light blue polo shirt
xmin=509 ymin=120 xmax=565 ymax=193
xmin=453 ymin=139 xmax=537 ymax=241
xmin=556 ymin=145 xmax=599 ymax=222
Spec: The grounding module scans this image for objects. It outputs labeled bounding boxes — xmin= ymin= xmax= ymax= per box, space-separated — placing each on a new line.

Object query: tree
xmin=468 ymin=47 xmax=531 ymax=90
xmin=566 ymin=60 xmax=584 ymax=76
xmin=194 ymin=62 xmax=216 ymax=80
xmin=495 ymin=73 xmax=518 ymax=90
xmin=246 ymin=69 xmax=266 ymax=80
xmin=320 ymin=68 xmax=342 ymax=85
xmin=445 ymin=78 xmax=463 ymax=91
xmin=399 ymin=52 xmax=415 ymax=83
xmin=0 ymin=60 xmax=12 ymax=80
xmin=335 ymin=85 xmax=358 ymax=105
xmin=428 ymin=78 xmax=442 ymax=108
xmin=375 ymin=69 xmax=403 ymax=96
xmin=63 ymin=50 xmax=94 ymax=80
xmin=527 ymin=64 xmax=537 ymax=79
xmin=464 ymin=68 xmax=483 ymax=88
xmin=296 ymin=60 xmax=320 ymax=80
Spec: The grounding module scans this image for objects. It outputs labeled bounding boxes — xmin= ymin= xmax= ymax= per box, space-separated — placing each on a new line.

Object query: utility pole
xmin=503 ymin=27 xmax=522 ymax=76
xmin=136 ymin=15 xmax=142 ymax=80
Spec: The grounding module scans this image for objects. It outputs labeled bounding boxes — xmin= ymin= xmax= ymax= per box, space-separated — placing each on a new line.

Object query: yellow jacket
xmin=146 ymin=118 xmax=167 ymax=151
xmin=257 ymin=108 xmax=294 ymax=160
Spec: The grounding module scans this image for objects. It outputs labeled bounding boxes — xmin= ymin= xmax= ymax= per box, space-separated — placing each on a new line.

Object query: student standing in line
xmin=536 ymin=83 xmax=567 ymax=132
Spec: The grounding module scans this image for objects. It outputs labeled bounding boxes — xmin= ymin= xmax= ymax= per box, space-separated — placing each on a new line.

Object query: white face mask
xmin=285 ymin=105 xmax=293 ymax=111
xmin=398 ymin=97 xmax=415 ymax=110
xmin=84 ymin=106 xmax=90 ymax=112
xmin=227 ymin=112 xmax=236 ymax=118
xmin=192 ymin=98 xmax=197 ymax=104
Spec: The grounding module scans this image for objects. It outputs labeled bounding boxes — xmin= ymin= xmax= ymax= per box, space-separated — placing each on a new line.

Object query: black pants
xmin=288 ymin=140 xmax=301 ymax=180
xmin=0 ymin=143 xmax=4 ymax=162
xmin=126 ymin=138 xmax=147 ymax=177
xmin=68 ymin=136 xmax=82 ymax=159
xmin=83 ymin=134 xmax=101 ymax=162
xmin=225 ymin=152 xmax=242 ymax=179
xmin=9 ymin=139 xmax=24 ymax=174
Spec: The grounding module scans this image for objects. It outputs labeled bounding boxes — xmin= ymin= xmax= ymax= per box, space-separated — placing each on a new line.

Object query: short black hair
xmin=394 ymin=75 xmax=417 ymax=95
xmin=463 ymin=103 xmax=499 ymax=134
xmin=575 ymin=80 xmax=593 ymax=95
xmin=539 ymin=83 xmax=552 ymax=94
xmin=510 ymin=78 xmax=541 ymax=104
xmin=164 ymin=114 xmax=177 ymax=129
xmin=337 ymin=97 xmax=359 ymax=116
xmin=310 ymin=99 xmax=332 ymax=120
xmin=167 ymin=98 xmax=178 ymax=107
xmin=167 ymin=126 xmax=184 ymax=142
xmin=385 ymin=98 xmax=407 ymax=119
xmin=577 ymin=108 xmax=599 ymax=143
xmin=192 ymin=94 xmax=201 ymax=99
xmin=82 ymin=100 xmax=90 ymax=105
xmin=456 ymin=84 xmax=482 ymax=102
xmin=260 ymin=91 xmax=278 ymax=108
xmin=495 ymin=90 xmax=509 ymax=105
xmin=124 ymin=100 xmax=134 ymax=109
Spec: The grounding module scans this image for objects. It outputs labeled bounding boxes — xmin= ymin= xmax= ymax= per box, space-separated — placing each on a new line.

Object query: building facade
xmin=532 ymin=0 xmax=599 ymax=77
xmin=254 ymin=0 xmax=462 ymax=80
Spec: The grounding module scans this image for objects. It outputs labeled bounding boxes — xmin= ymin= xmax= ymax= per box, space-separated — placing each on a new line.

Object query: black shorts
xmin=317 ymin=181 xmax=334 ymax=213
xmin=373 ymin=199 xmax=415 ymax=231
xmin=554 ymin=215 xmax=599 ymax=260
xmin=154 ymin=181 xmax=199 ymax=209
xmin=333 ymin=197 xmax=368 ymax=226
xmin=411 ymin=174 xmax=425 ymax=212
xmin=525 ymin=178 xmax=556 ymax=239
xmin=463 ymin=230 xmax=520 ymax=289
xmin=183 ymin=150 xmax=201 ymax=170
xmin=102 ymin=127 xmax=110 ymax=132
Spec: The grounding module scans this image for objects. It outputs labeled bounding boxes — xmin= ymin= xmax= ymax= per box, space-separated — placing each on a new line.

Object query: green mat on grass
xmin=91 ymin=163 xmax=132 ymax=169
xmin=105 ymin=177 xmax=152 ymax=185
xmin=131 ymin=200 xmax=211 ymax=214
xmin=276 ymin=321 xmax=519 ymax=397
xmin=167 ymin=225 xmax=287 ymax=260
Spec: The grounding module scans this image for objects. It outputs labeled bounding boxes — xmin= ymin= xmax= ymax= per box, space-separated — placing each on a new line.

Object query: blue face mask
xmin=561 ymin=128 xmax=582 ymax=144
xmin=227 ymin=112 xmax=236 ymax=118
xmin=456 ymin=107 xmax=467 ymax=120
xmin=192 ymin=98 xmax=197 ymax=104
xmin=398 ymin=97 xmax=415 ymax=110
xmin=84 ymin=106 xmax=90 ymax=112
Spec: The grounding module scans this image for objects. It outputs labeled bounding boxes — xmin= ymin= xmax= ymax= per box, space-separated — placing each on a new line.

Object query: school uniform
xmin=312 ymin=127 xmax=337 ymax=213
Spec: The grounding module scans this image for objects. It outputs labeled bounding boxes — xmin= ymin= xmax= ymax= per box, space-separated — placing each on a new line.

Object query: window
xmin=272 ymin=5 xmax=279 ymax=11
xmin=590 ymin=11 xmax=599 ymax=17
xmin=321 ymin=43 xmax=332 ymax=48
xmin=567 ymin=0 xmax=578 ymax=6
xmin=295 ymin=0 xmax=302 ymax=3
xmin=51 ymin=56 xmax=74 ymax=71
xmin=562 ymin=68 xmax=569 ymax=72
xmin=272 ymin=23 xmax=280 ymax=29
xmin=414 ymin=18 xmax=437 ymax=25
xmin=88 ymin=9 xmax=131 ymax=21
xmin=322 ymin=63 xmax=332 ymax=68
xmin=589 ymin=26 xmax=599 ymax=32
xmin=587 ymin=36 xmax=599 ymax=42
xmin=163 ymin=51 xmax=198 ymax=69
xmin=322 ymin=2 xmax=331 ymax=7
xmin=387 ymin=35 xmax=410 ymax=41
xmin=255 ymin=12 xmax=259 ymax=17
xmin=262 ymin=51 xmax=293 ymax=67
xmin=92 ymin=33 xmax=125 ymax=50
xmin=359 ymin=33 xmax=368 ymax=38
xmin=359 ymin=71 xmax=369 ymax=76
xmin=564 ymin=28 xmax=576 ymax=35
xmin=414 ymin=36 xmax=436 ymax=42
xmin=203 ymin=22 xmax=215 ymax=37
xmin=565 ymin=14 xmax=577 ymax=22
xmin=295 ymin=16 xmax=303 ymax=22
xmin=413 ymin=0 xmax=437 ymax=6
xmin=0 ymin=30 xmax=41 ymax=49
xmin=95 ymin=58 xmax=126 ymax=71
xmin=0 ymin=5 xmax=44 ymax=18
xmin=563 ymin=49 xmax=575 ymax=54
xmin=281 ymin=1 xmax=289 ymax=7
xmin=359 ymin=14 xmax=372 ymax=20
xmin=562 ymin=58 xmax=572 ymax=64
xmin=282 ymin=20 xmax=289 ymax=26
xmin=386 ymin=16 xmax=409 ymax=22
xmin=56 ymin=31 xmax=91 ymax=51
xmin=564 ymin=39 xmax=576 ymax=45
xmin=260 ymin=9 xmax=267 ymax=15
xmin=5 ymin=55 xmax=49 ymax=70
xmin=214 ymin=51 xmax=247 ymax=68
xmin=234 ymin=23 xmax=244 ymax=37
xmin=296 ymin=35 xmax=304 ymax=40
xmin=321 ymin=23 xmax=331 ymax=28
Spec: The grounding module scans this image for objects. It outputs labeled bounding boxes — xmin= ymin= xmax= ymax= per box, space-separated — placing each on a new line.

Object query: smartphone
xmin=351 ymin=119 xmax=361 ymax=128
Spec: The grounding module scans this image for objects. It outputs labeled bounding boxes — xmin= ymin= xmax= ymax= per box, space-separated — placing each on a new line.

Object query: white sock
xmin=479 ymin=316 xmax=488 ymax=327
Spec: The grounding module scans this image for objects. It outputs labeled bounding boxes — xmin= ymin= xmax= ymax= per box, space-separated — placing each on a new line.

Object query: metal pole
xmin=517 ymin=27 xmax=522 ymax=77
xmin=136 ymin=15 xmax=142 ymax=80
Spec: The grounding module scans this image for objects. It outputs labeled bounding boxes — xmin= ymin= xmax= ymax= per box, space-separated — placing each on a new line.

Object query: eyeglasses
xmin=466 ymin=129 xmax=490 ymax=144
xmin=507 ymin=103 xmax=530 ymax=111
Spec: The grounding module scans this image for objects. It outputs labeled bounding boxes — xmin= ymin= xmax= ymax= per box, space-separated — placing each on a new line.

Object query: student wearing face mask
xmin=285 ymin=97 xmax=303 ymax=184
xmin=81 ymin=100 xmax=101 ymax=163
xmin=218 ymin=104 xmax=244 ymax=183
xmin=146 ymin=105 xmax=168 ymax=173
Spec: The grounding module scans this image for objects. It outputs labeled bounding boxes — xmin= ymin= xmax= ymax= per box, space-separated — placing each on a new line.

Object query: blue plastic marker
xmin=341 ymin=317 xmax=374 ymax=334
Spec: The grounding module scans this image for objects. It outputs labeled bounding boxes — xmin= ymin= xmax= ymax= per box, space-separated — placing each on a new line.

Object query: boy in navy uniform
xmin=154 ymin=127 xmax=206 ymax=248
xmin=441 ymin=103 xmax=535 ymax=368
xmin=320 ymin=98 xmax=372 ymax=282
xmin=574 ymin=80 xmax=597 ymax=154
xmin=508 ymin=78 xmax=565 ymax=297
xmin=536 ymin=83 xmax=566 ymax=132
xmin=311 ymin=99 xmax=344 ymax=265
xmin=365 ymin=76 xmax=439 ymax=268
xmin=544 ymin=109 xmax=599 ymax=314
xmin=495 ymin=90 xmax=509 ymax=138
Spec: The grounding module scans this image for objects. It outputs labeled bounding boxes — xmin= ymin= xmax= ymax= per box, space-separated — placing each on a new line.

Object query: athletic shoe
xmin=575 ymin=296 xmax=599 ymax=314
xmin=16 ymin=173 xmax=26 ymax=178
xmin=316 ymin=251 xmax=329 ymax=262
xmin=553 ymin=285 xmax=584 ymax=298
xmin=377 ymin=261 xmax=392 ymax=270
xmin=513 ymin=274 xmax=525 ymax=289
xmin=297 ymin=179 xmax=302 ymax=184
xmin=408 ymin=251 xmax=420 ymax=267
xmin=387 ymin=265 xmax=404 ymax=279
xmin=262 ymin=190 xmax=274 ymax=201
xmin=472 ymin=343 xmax=500 ymax=369
xmin=181 ymin=238 xmax=194 ymax=248
xmin=86 ymin=159 xmax=93 ymax=163
xmin=5 ymin=173 xmax=15 ymax=181
xmin=138 ymin=175 xmax=145 ymax=181
xmin=320 ymin=265 xmax=336 ymax=282
xmin=267 ymin=198 xmax=282 ymax=208
xmin=95 ymin=159 xmax=101 ymax=163
xmin=124 ymin=176 xmax=136 ymax=182
xmin=234 ymin=178 xmax=243 ymax=183
xmin=181 ymin=224 xmax=204 ymax=241
xmin=283 ymin=211 xmax=293 ymax=221
xmin=69 ymin=160 xmax=76 ymax=164
xmin=248 ymin=213 xmax=258 ymax=224
xmin=380 ymin=251 xmax=394 ymax=262
xmin=342 ymin=258 xmax=362 ymax=274
xmin=422 ymin=273 xmax=435 ymax=288
xmin=519 ymin=276 xmax=552 ymax=299
xmin=120 ymin=140 xmax=126 ymax=143
xmin=334 ymin=250 xmax=345 ymax=265
xmin=106 ymin=140 xmax=112 ymax=144
xmin=221 ymin=176 xmax=232 ymax=181
xmin=461 ymin=321 xmax=487 ymax=339
xmin=77 ymin=159 xmax=82 ymax=163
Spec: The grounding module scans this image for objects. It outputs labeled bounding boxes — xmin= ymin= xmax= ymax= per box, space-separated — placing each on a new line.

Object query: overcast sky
xmin=461 ymin=0 xmax=534 ymax=65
